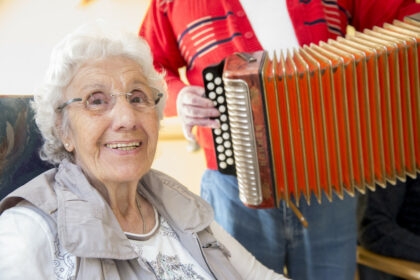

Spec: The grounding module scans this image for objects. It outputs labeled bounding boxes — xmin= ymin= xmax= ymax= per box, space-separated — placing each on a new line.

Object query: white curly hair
xmin=32 ymin=20 xmax=167 ymax=165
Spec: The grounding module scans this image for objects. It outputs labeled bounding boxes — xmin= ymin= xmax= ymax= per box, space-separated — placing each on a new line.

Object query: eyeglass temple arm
xmin=57 ymin=98 xmax=82 ymax=111
xmin=154 ymin=93 xmax=164 ymax=105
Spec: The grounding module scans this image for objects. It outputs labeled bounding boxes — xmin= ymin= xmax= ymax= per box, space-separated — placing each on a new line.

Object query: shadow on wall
xmin=0 ymin=97 xmax=53 ymax=200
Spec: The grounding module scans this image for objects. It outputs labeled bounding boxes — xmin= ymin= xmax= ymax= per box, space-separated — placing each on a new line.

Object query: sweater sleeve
xmin=345 ymin=0 xmax=420 ymax=31
xmin=358 ymin=178 xmax=420 ymax=262
xmin=0 ymin=206 xmax=57 ymax=279
xmin=210 ymin=222 xmax=289 ymax=280
xmin=139 ymin=0 xmax=187 ymax=117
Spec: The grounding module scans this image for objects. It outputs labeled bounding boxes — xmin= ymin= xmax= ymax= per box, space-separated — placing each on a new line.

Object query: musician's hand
xmin=176 ymin=85 xmax=220 ymax=141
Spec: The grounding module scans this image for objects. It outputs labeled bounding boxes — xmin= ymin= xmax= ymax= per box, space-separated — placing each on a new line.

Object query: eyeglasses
xmin=57 ymin=88 xmax=163 ymax=113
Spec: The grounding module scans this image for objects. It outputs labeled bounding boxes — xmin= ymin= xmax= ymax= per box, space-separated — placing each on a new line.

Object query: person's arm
xmin=210 ymin=222 xmax=289 ymax=280
xmin=139 ymin=1 xmax=220 ymax=141
xmin=358 ymin=178 xmax=420 ymax=262
xmin=0 ymin=206 xmax=57 ymax=279
xmin=139 ymin=0 xmax=189 ymax=117
xmin=344 ymin=0 xmax=420 ymax=31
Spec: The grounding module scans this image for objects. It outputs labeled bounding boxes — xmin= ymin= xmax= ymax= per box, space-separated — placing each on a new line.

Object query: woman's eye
xmin=130 ymin=90 xmax=150 ymax=105
xmin=87 ymin=92 xmax=107 ymax=106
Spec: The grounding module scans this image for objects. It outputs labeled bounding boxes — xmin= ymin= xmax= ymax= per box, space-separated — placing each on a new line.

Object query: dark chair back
xmin=0 ymin=96 xmax=53 ymax=200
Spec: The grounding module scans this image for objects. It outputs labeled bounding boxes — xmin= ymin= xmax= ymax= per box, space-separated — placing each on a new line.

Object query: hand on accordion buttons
xmin=176 ymin=85 xmax=220 ymax=141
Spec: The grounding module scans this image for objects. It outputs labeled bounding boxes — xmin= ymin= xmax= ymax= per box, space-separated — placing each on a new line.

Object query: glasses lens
xmin=86 ymin=92 xmax=110 ymax=111
xmin=129 ymin=90 xmax=155 ymax=108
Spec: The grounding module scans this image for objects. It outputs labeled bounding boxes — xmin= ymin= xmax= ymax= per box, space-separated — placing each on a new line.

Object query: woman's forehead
xmin=70 ymin=56 xmax=147 ymax=89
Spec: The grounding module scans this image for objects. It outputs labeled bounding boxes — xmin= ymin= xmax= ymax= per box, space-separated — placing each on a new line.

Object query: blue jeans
xmin=201 ymin=169 xmax=357 ymax=280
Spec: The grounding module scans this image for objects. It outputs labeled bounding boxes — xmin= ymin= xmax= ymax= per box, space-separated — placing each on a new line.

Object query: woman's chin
xmin=101 ymin=163 xmax=149 ymax=184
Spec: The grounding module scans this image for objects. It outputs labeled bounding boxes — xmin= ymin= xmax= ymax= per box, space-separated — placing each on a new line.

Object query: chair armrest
xmin=357 ymin=246 xmax=420 ymax=280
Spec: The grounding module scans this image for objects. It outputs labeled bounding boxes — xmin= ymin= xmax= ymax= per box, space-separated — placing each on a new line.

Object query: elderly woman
xmin=0 ymin=23 xmax=286 ymax=279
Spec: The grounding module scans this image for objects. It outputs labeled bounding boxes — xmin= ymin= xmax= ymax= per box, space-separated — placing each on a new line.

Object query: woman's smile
xmin=104 ymin=140 xmax=142 ymax=152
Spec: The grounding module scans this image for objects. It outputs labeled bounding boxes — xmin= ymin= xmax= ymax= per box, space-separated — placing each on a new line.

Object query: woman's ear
xmin=61 ymin=130 xmax=74 ymax=152
xmin=57 ymin=115 xmax=74 ymax=152
xmin=63 ymin=141 xmax=74 ymax=152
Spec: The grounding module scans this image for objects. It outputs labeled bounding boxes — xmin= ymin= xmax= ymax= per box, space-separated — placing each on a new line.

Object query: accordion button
xmin=214 ymin=77 xmax=222 ymax=85
xmin=214 ymin=128 xmax=221 ymax=135
xmin=207 ymin=82 xmax=215 ymax=90
xmin=215 ymin=136 xmax=223 ymax=144
xmin=218 ymin=154 xmax=226 ymax=161
xmin=221 ymin=123 xmax=229 ymax=131
xmin=222 ymin=132 xmax=230 ymax=140
xmin=209 ymin=91 xmax=216 ymax=99
xmin=224 ymin=141 xmax=231 ymax=148
xmin=217 ymin=96 xmax=225 ymax=103
xmin=216 ymin=87 xmax=223 ymax=94
xmin=220 ymin=114 xmax=227 ymax=122
xmin=219 ymin=162 xmax=227 ymax=169
xmin=205 ymin=72 xmax=214 ymax=81
xmin=225 ymin=149 xmax=233 ymax=156
xmin=217 ymin=145 xmax=225 ymax=152
xmin=219 ymin=105 xmax=226 ymax=113
xmin=227 ymin=158 xmax=234 ymax=165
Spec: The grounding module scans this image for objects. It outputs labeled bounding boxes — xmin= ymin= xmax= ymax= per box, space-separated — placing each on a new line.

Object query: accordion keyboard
xmin=202 ymin=60 xmax=236 ymax=175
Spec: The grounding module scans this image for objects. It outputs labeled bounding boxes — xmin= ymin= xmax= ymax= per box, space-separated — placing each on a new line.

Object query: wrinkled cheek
xmin=146 ymin=141 xmax=157 ymax=161
xmin=146 ymin=141 xmax=158 ymax=168
xmin=148 ymin=123 xmax=159 ymax=153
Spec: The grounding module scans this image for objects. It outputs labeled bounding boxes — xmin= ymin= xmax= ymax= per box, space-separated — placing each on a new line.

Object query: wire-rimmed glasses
xmin=57 ymin=87 xmax=163 ymax=113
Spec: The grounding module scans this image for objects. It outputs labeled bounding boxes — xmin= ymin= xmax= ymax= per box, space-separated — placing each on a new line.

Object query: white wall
xmin=0 ymin=0 xmax=150 ymax=94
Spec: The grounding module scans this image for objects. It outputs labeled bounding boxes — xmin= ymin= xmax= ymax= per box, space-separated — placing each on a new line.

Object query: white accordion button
xmin=217 ymin=145 xmax=225 ymax=152
xmin=205 ymin=72 xmax=214 ymax=81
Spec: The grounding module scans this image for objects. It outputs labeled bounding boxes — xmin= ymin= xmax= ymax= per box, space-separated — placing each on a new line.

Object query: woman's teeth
xmin=106 ymin=142 xmax=140 ymax=150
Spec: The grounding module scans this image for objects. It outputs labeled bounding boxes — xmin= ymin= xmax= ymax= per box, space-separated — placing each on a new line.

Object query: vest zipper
xmin=193 ymin=232 xmax=218 ymax=280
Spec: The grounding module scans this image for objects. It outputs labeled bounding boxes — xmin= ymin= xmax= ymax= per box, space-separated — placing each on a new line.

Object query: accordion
xmin=202 ymin=14 xmax=420 ymax=208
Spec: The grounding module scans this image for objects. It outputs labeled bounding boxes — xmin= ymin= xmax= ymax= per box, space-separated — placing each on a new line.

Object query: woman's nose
xmin=109 ymin=96 xmax=138 ymax=131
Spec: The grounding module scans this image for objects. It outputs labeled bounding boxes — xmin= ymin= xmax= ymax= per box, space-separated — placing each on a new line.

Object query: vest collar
xmin=52 ymin=159 xmax=213 ymax=259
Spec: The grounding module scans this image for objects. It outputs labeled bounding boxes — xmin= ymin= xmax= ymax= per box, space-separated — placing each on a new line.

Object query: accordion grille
xmin=224 ymin=78 xmax=263 ymax=206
